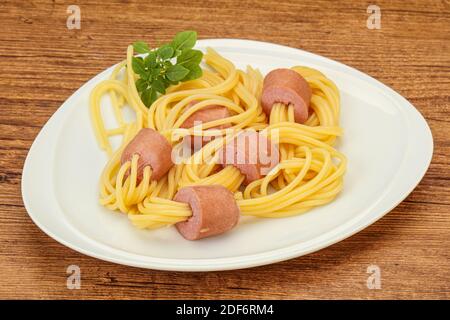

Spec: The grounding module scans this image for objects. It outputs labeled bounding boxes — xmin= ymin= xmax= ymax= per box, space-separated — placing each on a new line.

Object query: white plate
xmin=21 ymin=39 xmax=433 ymax=271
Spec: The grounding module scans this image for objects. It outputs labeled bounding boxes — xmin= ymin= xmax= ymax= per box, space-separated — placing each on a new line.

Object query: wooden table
xmin=0 ymin=0 xmax=449 ymax=300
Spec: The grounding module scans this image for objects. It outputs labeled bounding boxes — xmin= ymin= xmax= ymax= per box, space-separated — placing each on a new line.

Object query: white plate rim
xmin=21 ymin=38 xmax=434 ymax=271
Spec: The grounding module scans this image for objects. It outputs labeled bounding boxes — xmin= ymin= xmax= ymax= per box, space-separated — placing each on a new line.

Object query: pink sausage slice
xmin=120 ymin=128 xmax=173 ymax=182
xmin=261 ymin=68 xmax=312 ymax=124
xmin=218 ymin=131 xmax=279 ymax=185
xmin=181 ymin=100 xmax=231 ymax=148
xmin=180 ymin=100 xmax=231 ymax=129
xmin=174 ymin=185 xmax=240 ymax=240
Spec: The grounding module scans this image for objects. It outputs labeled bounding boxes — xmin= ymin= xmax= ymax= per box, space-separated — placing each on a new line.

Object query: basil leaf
xmin=151 ymin=67 xmax=162 ymax=77
xmin=166 ymin=65 xmax=190 ymax=82
xmin=152 ymin=77 xmax=166 ymax=94
xmin=131 ymin=57 xmax=146 ymax=76
xmin=171 ymin=31 xmax=197 ymax=51
xmin=177 ymin=49 xmax=203 ymax=67
xmin=133 ymin=41 xmax=150 ymax=54
xmin=144 ymin=51 xmax=157 ymax=68
xmin=132 ymin=31 xmax=202 ymax=108
xmin=183 ymin=65 xmax=203 ymax=81
xmin=142 ymin=71 xmax=152 ymax=81
xmin=164 ymin=60 xmax=173 ymax=68
xmin=141 ymin=89 xmax=150 ymax=107
xmin=141 ymin=88 xmax=157 ymax=107
xmin=149 ymin=89 xmax=157 ymax=106
xmin=135 ymin=78 xmax=148 ymax=92
xmin=161 ymin=77 xmax=171 ymax=87
xmin=173 ymin=49 xmax=182 ymax=57
xmin=167 ymin=78 xmax=180 ymax=85
xmin=157 ymin=45 xmax=174 ymax=60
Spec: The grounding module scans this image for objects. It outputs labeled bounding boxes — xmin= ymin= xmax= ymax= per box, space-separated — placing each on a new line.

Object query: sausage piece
xmin=120 ymin=128 xmax=173 ymax=182
xmin=174 ymin=185 xmax=240 ymax=240
xmin=261 ymin=68 xmax=312 ymax=124
xmin=180 ymin=100 xmax=231 ymax=148
xmin=218 ymin=131 xmax=279 ymax=185
xmin=180 ymin=100 xmax=231 ymax=129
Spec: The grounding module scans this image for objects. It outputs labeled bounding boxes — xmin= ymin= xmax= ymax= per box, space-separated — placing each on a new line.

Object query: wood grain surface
xmin=0 ymin=0 xmax=449 ymax=300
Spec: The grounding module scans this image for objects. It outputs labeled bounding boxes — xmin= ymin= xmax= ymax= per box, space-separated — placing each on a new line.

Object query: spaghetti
xmin=90 ymin=45 xmax=346 ymax=232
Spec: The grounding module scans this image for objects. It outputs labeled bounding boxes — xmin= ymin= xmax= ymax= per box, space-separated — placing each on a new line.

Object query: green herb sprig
xmin=131 ymin=31 xmax=203 ymax=107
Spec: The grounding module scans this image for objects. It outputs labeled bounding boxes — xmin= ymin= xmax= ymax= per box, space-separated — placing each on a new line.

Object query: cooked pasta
xmin=89 ymin=44 xmax=346 ymax=232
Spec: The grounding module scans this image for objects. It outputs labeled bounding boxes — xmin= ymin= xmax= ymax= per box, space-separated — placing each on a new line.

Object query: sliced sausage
xmin=180 ymin=100 xmax=231 ymax=129
xmin=218 ymin=131 xmax=279 ymax=185
xmin=181 ymin=100 xmax=231 ymax=149
xmin=174 ymin=185 xmax=240 ymax=240
xmin=261 ymin=68 xmax=312 ymax=124
xmin=120 ymin=128 xmax=173 ymax=182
